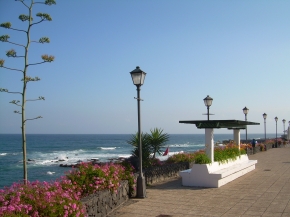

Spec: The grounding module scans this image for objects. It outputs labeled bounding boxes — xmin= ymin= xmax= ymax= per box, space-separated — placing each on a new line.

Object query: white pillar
xmin=233 ymin=129 xmax=240 ymax=149
xmin=205 ymin=128 xmax=214 ymax=163
xmin=287 ymin=126 xmax=290 ymax=140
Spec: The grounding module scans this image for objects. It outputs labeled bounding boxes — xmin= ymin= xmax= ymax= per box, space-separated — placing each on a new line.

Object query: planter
xmin=179 ymin=155 xmax=257 ymax=188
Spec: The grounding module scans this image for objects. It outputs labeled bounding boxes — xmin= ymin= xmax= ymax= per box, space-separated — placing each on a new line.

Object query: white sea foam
xmin=169 ymin=143 xmax=204 ymax=148
xmin=194 ymin=144 xmax=206 ymax=147
xmin=57 ymin=154 xmax=68 ymax=161
xmin=25 ymin=148 xmax=126 ymax=166
xmin=118 ymin=154 xmax=131 ymax=158
xmin=100 ymin=147 xmax=117 ymax=150
xmin=169 ymin=144 xmax=190 ymax=147
xmin=157 ymin=151 xmax=183 ymax=161
xmin=22 ymin=142 xmax=198 ymax=167
xmin=0 ymin=153 xmax=7 ymax=156
xmin=47 ymin=171 xmax=55 ymax=175
xmin=39 ymin=160 xmax=59 ymax=165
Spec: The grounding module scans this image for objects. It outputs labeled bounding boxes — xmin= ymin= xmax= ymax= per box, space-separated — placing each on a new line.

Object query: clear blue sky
xmin=0 ymin=0 xmax=289 ymax=135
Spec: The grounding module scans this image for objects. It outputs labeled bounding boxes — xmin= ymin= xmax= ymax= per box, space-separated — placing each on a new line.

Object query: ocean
xmin=0 ymin=133 xmax=276 ymax=189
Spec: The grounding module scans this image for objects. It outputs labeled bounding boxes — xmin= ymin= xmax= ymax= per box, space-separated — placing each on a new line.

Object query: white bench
xmin=179 ymin=155 xmax=257 ymax=188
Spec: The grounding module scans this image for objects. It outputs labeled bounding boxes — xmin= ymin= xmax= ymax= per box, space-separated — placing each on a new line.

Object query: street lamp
xmin=275 ymin=117 xmax=278 ymax=148
xmin=289 ymin=121 xmax=290 ymax=140
xmin=263 ymin=113 xmax=267 ymax=141
xmin=243 ymin=107 xmax=249 ymax=142
xmin=203 ymin=95 xmax=213 ymax=121
xmin=130 ymin=66 xmax=146 ymax=198
xmin=282 ymin=119 xmax=286 ymax=138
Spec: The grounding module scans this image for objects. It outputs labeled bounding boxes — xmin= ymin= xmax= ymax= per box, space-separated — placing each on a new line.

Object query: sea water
xmin=0 ymin=133 xmax=275 ymax=188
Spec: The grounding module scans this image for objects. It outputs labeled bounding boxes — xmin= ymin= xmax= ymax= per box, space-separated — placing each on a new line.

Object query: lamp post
xmin=263 ymin=113 xmax=267 ymax=141
xmin=130 ymin=66 xmax=146 ymax=198
xmin=203 ymin=95 xmax=213 ymax=120
xmin=282 ymin=119 xmax=286 ymax=138
xmin=243 ymin=107 xmax=249 ymax=142
xmin=289 ymin=121 xmax=290 ymax=140
xmin=275 ymin=117 xmax=278 ymax=148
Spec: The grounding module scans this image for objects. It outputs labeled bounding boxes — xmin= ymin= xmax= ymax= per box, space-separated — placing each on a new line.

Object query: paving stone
xmin=108 ymin=148 xmax=290 ymax=217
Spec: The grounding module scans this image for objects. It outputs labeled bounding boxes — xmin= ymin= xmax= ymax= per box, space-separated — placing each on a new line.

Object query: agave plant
xmin=147 ymin=128 xmax=169 ymax=158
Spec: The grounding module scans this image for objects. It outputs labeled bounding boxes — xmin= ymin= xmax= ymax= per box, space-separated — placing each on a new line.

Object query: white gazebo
xmin=178 ymin=119 xmax=260 ymax=187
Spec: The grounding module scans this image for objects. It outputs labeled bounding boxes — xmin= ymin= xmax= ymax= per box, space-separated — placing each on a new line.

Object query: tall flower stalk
xmin=0 ymin=0 xmax=56 ymax=184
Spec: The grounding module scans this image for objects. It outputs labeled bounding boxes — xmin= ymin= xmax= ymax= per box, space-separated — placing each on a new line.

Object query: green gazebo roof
xmin=179 ymin=120 xmax=260 ymax=129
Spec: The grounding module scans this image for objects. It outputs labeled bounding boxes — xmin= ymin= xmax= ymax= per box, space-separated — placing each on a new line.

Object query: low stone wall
xmin=246 ymin=143 xmax=274 ymax=155
xmin=81 ymin=180 xmax=129 ymax=217
xmin=144 ymin=162 xmax=190 ymax=185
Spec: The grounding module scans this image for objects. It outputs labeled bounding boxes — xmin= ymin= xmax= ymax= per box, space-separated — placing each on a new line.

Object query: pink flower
xmin=72 ymin=203 xmax=77 ymax=210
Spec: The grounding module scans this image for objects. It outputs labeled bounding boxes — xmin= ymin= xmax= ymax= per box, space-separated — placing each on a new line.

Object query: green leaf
xmin=41 ymin=54 xmax=54 ymax=62
xmin=6 ymin=49 xmax=17 ymax=57
xmin=36 ymin=13 xmax=52 ymax=21
xmin=39 ymin=37 xmax=50 ymax=43
xmin=0 ymin=22 xmax=11 ymax=29
xmin=0 ymin=35 xmax=10 ymax=42
xmin=45 ymin=0 xmax=56 ymax=5
xmin=22 ymin=76 xmax=41 ymax=82
xmin=19 ymin=14 xmax=32 ymax=22
xmin=10 ymin=100 xmax=20 ymax=104
xmin=0 ymin=88 xmax=8 ymax=92
xmin=147 ymin=128 xmax=169 ymax=158
xmin=0 ymin=59 xmax=4 ymax=67
xmin=127 ymin=132 xmax=152 ymax=168
xmin=194 ymin=153 xmax=211 ymax=164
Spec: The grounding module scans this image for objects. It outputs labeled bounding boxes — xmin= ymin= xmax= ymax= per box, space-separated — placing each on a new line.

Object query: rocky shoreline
xmin=59 ymin=157 xmax=127 ymax=168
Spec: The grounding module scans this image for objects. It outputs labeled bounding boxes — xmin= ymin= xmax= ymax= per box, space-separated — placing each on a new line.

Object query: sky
xmin=0 ymin=0 xmax=289 ymax=135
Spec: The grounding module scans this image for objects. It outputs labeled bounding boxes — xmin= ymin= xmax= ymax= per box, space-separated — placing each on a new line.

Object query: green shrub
xmin=194 ymin=153 xmax=211 ymax=164
xmin=240 ymin=148 xmax=246 ymax=155
xmin=165 ymin=144 xmax=246 ymax=165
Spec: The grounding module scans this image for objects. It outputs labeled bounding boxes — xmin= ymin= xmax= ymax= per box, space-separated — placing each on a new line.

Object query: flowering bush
xmin=66 ymin=162 xmax=136 ymax=197
xmin=119 ymin=161 xmax=137 ymax=195
xmin=214 ymin=143 xmax=243 ymax=164
xmin=257 ymin=143 xmax=266 ymax=151
xmin=240 ymin=143 xmax=252 ymax=150
xmin=264 ymin=139 xmax=275 ymax=145
xmin=0 ymin=162 xmax=136 ymax=216
xmin=166 ymin=152 xmax=196 ymax=164
xmin=0 ymin=180 xmax=86 ymax=217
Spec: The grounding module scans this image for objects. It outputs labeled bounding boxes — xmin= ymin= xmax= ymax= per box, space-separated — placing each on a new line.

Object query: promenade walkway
xmin=109 ymin=147 xmax=290 ymax=217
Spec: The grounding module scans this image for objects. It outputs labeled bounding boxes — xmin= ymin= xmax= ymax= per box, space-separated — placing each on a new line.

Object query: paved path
xmin=109 ymin=147 xmax=290 ymax=217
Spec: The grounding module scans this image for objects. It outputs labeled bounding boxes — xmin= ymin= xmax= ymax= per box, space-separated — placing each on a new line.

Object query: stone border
xmin=144 ymin=162 xmax=190 ymax=185
xmin=246 ymin=143 xmax=274 ymax=155
xmin=81 ymin=180 xmax=129 ymax=217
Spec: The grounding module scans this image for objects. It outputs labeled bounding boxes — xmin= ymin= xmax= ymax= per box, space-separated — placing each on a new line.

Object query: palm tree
xmin=127 ymin=132 xmax=152 ymax=168
xmin=147 ymin=128 xmax=169 ymax=158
